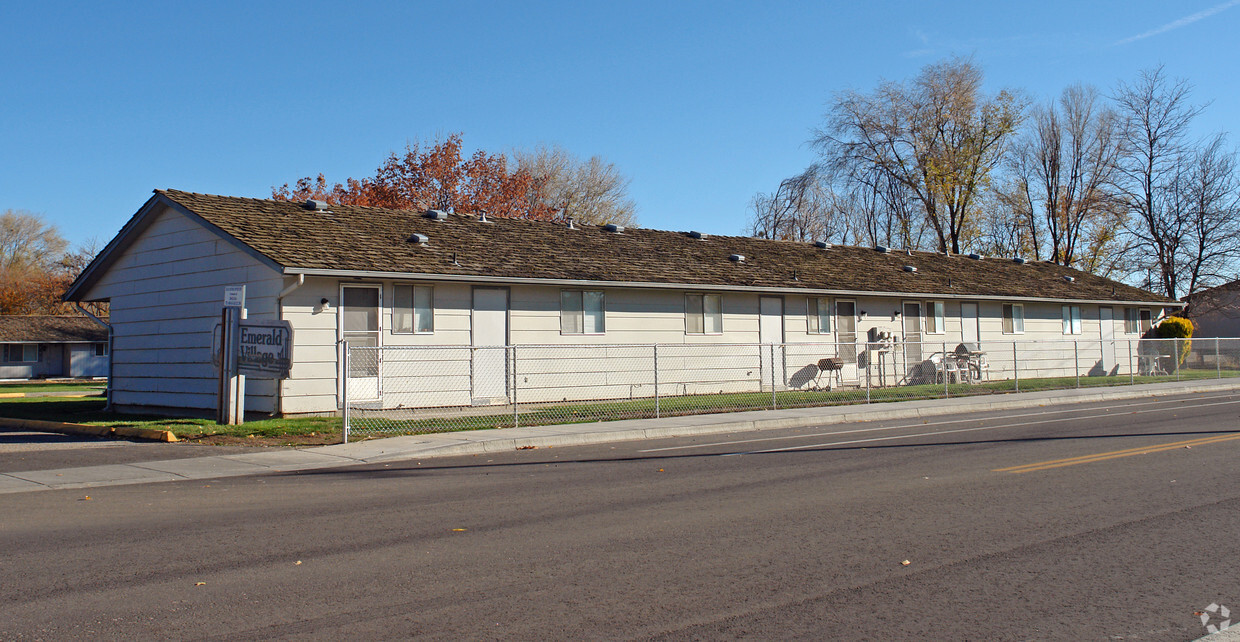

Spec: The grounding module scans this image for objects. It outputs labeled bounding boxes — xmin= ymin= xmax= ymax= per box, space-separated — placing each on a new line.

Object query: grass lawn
xmin=2 ymin=369 xmax=1236 ymax=444
xmin=0 ymin=382 xmax=106 ymax=394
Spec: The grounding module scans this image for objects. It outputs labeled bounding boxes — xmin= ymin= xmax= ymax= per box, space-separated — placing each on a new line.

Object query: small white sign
xmin=224 ymin=285 xmax=246 ymax=308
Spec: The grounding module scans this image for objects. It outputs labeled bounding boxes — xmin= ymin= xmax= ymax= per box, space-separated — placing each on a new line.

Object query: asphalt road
xmin=3 ymin=391 xmax=1240 ymax=640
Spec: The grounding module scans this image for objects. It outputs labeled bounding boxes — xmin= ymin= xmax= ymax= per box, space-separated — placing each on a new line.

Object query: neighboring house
xmin=1185 ymin=279 xmax=1240 ymax=339
xmin=64 ymin=189 xmax=1178 ymax=416
xmin=0 ymin=316 xmax=109 ymax=380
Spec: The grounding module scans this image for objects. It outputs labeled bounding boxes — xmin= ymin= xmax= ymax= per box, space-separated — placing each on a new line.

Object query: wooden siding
xmin=82 ymin=205 xmax=283 ymax=413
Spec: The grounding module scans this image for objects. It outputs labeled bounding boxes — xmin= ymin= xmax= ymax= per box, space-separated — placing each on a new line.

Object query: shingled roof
xmin=72 ymin=189 xmax=1175 ymax=305
xmin=0 ymin=316 xmax=107 ymax=343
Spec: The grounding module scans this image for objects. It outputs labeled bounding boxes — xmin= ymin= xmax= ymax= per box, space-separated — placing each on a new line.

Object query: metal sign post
xmin=217 ymin=286 xmax=246 ymax=425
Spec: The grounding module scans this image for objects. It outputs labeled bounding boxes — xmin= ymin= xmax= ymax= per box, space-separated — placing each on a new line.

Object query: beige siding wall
xmin=84 ymin=205 xmax=283 ymax=413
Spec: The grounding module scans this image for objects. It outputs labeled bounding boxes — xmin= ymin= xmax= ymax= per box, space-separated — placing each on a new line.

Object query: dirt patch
xmin=178 ymin=433 xmax=343 ymax=447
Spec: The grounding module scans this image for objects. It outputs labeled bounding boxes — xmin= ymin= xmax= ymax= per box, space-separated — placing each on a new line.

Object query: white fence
xmin=342 ymin=337 xmax=1240 ymax=439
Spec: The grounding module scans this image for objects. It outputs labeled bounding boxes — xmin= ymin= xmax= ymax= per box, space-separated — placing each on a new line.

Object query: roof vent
xmin=875 ymin=245 xmax=890 ymax=253
xmin=424 ymin=210 xmax=449 ymax=221
xmin=967 ymin=252 xmax=983 ymax=260
xmin=566 ymin=217 xmax=576 ymax=230
xmin=407 ymin=233 xmax=429 ymax=245
xmin=478 ymin=212 xmax=489 ymax=223
xmin=903 ymin=265 xmax=918 ymax=273
xmin=604 ymin=223 xmax=625 ymax=234
xmin=688 ymin=230 xmax=706 ymax=239
xmin=814 ymin=240 xmax=830 ymax=249
xmin=1063 ymin=276 xmax=1075 ymax=283
xmin=303 ymin=199 xmax=331 ymax=211
xmin=1012 ymin=256 xmax=1027 ymax=264
xmin=729 ymin=254 xmax=745 ymax=263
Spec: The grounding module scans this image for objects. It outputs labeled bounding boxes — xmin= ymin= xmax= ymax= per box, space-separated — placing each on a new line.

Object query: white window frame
xmin=1123 ymin=308 xmax=1139 ymax=334
xmin=393 ymin=284 xmax=435 ymax=334
xmin=1002 ymin=303 xmax=1025 ymax=335
xmin=1062 ymin=305 xmax=1082 ymax=335
xmin=685 ymin=293 xmax=723 ymax=335
xmin=925 ymin=301 xmax=946 ymax=334
xmin=560 ymin=289 xmax=606 ymax=335
xmin=94 ymin=343 xmax=108 ymax=357
xmin=1139 ymin=308 xmax=1153 ymax=333
xmin=808 ymin=297 xmax=831 ymax=334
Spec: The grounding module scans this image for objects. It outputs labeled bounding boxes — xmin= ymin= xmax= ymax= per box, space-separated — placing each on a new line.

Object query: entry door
xmin=472 ymin=288 xmax=509 ymax=404
xmin=1099 ymin=307 xmax=1116 ymax=374
xmin=903 ymin=301 xmax=923 ymax=366
xmin=961 ymin=302 xmax=980 ymax=346
xmin=759 ymin=297 xmax=785 ymax=390
xmin=835 ymin=300 xmax=858 ymax=382
xmin=341 ymin=285 xmax=381 ymax=402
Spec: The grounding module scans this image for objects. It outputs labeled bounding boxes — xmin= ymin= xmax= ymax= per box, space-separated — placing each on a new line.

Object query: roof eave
xmin=282 ymin=267 xmax=1181 ymax=307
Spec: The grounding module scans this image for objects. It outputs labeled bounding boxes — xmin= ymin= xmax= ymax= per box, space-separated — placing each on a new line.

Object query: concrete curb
xmin=0 ymin=417 xmax=178 ymax=443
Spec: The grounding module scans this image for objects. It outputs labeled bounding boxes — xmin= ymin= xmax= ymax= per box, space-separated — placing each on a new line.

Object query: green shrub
xmin=1157 ymin=316 xmax=1194 ymax=365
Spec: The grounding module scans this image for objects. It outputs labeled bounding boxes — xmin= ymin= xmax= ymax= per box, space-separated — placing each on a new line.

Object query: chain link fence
xmin=343 ymin=337 xmax=1240 ymax=440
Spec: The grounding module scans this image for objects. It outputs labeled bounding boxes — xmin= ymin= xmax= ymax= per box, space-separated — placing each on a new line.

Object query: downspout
xmin=275 ymin=274 xmax=306 ymax=416
xmin=76 ymin=304 xmax=112 ymax=411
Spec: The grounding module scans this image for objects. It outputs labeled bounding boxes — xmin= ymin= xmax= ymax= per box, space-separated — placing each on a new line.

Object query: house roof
xmin=0 ymin=316 xmax=107 ymax=343
xmin=69 ymin=189 xmax=1177 ymax=305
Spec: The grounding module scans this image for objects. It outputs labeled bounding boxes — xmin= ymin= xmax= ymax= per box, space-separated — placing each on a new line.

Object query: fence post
xmin=341 ymin=340 xmax=350 ymax=444
xmin=1013 ymin=342 xmax=1020 ymax=392
xmin=653 ymin=344 xmax=660 ymax=418
xmin=1074 ymin=339 xmax=1080 ymax=389
xmin=865 ymin=341 xmax=871 ymax=404
xmin=1217 ymin=337 xmax=1222 ymax=379
xmin=511 ymin=346 xmax=519 ymax=429
xmin=1174 ymin=338 xmax=1181 ymax=381
xmin=770 ymin=343 xmax=778 ymax=410
xmin=1128 ymin=339 xmax=1134 ymax=385
xmin=943 ymin=341 xmax=949 ymax=398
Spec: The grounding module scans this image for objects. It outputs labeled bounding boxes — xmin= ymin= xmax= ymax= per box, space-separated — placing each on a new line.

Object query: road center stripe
xmin=995 ymin=432 xmax=1240 ymax=473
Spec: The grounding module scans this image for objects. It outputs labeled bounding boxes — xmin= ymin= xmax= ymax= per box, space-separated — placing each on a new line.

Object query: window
xmin=94 ymin=343 xmax=108 ymax=357
xmin=1139 ymin=309 xmax=1153 ymax=333
xmin=1062 ymin=305 xmax=1082 ymax=335
xmin=1124 ymin=308 xmax=1139 ymax=334
xmin=1002 ymin=304 xmax=1024 ymax=334
xmin=394 ymin=285 xmax=434 ymax=334
xmin=686 ymin=294 xmax=722 ymax=334
xmin=3 ymin=344 xmax=37 ymax=363
xmin=925 ymin=301 xmax=945 ymax=334
xmin=808 ymin=297 xmax=831 ymax=334
xmin=561 ymin=290 xmax=605 ymax=334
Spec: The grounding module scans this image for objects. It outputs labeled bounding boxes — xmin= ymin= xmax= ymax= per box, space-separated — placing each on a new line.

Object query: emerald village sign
xmin=215 ymin=285 xmax=293 ymax=424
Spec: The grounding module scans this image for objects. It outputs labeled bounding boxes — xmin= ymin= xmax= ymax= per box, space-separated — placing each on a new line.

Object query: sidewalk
xmin=2 ymin=379 xmax=1238 ymax=495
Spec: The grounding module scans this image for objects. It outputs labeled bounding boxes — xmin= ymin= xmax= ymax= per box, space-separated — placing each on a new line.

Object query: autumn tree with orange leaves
xmin=273 ymin=134 xmax=557 ymax=220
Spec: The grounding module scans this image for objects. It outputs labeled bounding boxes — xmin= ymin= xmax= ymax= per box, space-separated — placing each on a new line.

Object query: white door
xmin=836 ymin=300 xmax=858 ymax=382
xmin=1099 ymin=307 xmax=1116 ymax=375
xmin=903 ymin=301 xmax=923 ymax=368
xmin=341 ymin=285 xmax=381 ymax=402
xmin=961 ymin=302 xmax=979 ymax=346
xmin=759 ymin=297 xmax=785 ymax=390
xmin=472 ymin=288 xmax=509 ymax=404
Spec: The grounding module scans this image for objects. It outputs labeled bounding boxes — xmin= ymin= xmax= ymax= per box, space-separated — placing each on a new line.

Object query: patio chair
xmin=815 ymin=357 xmax=843 ymax=391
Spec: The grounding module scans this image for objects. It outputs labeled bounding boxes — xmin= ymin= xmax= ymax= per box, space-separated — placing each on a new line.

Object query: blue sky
xmin=3 ymin=1 xmax=1239 ymax=249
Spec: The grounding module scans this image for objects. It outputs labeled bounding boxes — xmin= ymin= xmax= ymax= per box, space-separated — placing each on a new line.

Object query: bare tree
xmin=1113 ymin=66 xmax=1207 ymax=298
xmin=748 ymin=165 xmax=835 ymax=241
xmin=1180 ymin=134 xmax=1240 ymax=295
xmin=1007 ymin=85 xmax=1125 ymax=267
xmin=512 ymin=144 xmax=637 ymax=227
xmin=815 ymin=56 xmax=1025 ymax=253
xmin=0 ymin=209 xmax=67 ymax=272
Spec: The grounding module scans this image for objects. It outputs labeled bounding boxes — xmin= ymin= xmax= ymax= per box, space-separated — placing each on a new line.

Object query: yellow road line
xmin=995 ymin=432 xmax=1240 ymax=474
